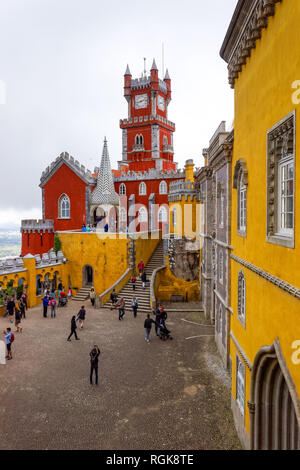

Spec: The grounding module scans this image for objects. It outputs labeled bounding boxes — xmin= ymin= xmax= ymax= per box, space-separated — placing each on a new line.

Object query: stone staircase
xmin=103 ymin=241 xmax=165 ymax=314
xmin=72 ymin=287 xmax=91 ymax=302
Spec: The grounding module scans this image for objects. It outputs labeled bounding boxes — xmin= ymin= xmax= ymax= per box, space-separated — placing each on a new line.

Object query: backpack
xmin=10 ymin=334 xmax=15 ymax=343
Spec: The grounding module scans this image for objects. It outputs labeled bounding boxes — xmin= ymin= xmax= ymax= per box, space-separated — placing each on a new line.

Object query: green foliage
xmin=54 ymin=235 xmax=62 ymax=254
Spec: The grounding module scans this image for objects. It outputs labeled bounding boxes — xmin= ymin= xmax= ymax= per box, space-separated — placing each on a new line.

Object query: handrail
xmin=97 ymin=268 xmax=133 ymax=308
xmin=150 ymin=265 xmax=167 ymax=311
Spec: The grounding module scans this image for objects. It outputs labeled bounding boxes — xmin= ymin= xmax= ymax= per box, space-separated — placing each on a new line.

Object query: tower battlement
xmin=21 ymin=219 xmax=54 ymax=233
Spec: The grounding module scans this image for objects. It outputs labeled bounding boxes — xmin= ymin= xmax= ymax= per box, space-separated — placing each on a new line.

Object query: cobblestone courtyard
xmin=0 ymin=301 xmax=241 ymax=450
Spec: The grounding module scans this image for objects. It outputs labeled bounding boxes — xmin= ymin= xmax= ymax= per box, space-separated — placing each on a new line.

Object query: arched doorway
xmin=83 ymin=265 xmax=93 ymax=287
xmin=249 ymin=343 xmax=300 ymax=450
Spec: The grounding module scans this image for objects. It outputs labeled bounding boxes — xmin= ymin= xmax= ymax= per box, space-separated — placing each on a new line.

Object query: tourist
xmin=77 ymin=306 xmax=86 ymax=329
xmin=3 ymin=295 xmax=9 ymax=317
xmin=42 ymin=295 xmax=49 ymax=318
xmin=15 ymin=308 xmax=22 ymax=333
xmin=49 ymin=297 xmax=57 ymax=318
xmin=131 ymin=275 xmax=136 ymax=291
xmin=81 ymin=224 xmax=86 ymax=232
xmin=86 ymin=225 xmax=91 ymax=233
xmin=67 ymin=316 xmax=80 ymax=341
xmin=89 ymin=345 xmax=101 ymax=386
xmin=22 ymin=291 xmax=28 ymax=310
xmin=7 ymin=297 xmax=15 ymax=324
xmin=141 ymin=271 xmax=147 ymax=289
xmin=19 ymin=297 xmax=26 ymax=319
xmin=68 ymin=287 xmax=72 ymax=299
xmin=116 ymin=296 xmax=125 ymax=320
xmin=159 ymin=306 xmax=168 ymax=330
xmin=110 ymin=289 xmax=118 ymax=310
xmin=144 ymin=314 xmax=154 ymax=343
xmin=138 ymin=259 xmax=145 ymax=276
xmin=153 ymin=308 xmax=162 ymax=336
xmin=3 ymin=327 xmax=13 ymax=360
xmin=90 ymin=288 xmax=96 ymax=307
xmin=104 ymin=223 xmax=109 ymax=233
xmin=131 ymin=296 xmax=138 ymax=318
xmin=58 ymin=281 xmax=63 ymax=291
xmin=50 ymin=289 xmax=56 ymax=300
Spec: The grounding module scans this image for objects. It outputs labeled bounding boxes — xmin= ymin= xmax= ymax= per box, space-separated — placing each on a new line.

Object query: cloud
xmin=0 ymin=207 xmax=41 ymax=230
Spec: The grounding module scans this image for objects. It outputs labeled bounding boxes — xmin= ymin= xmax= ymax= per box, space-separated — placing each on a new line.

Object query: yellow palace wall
xmin=230 ymin=0 xmax=300 ymax=443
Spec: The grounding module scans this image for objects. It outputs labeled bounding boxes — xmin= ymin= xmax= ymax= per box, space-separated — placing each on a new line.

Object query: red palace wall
xmin=43 ymin=163 xmax=88 ymax=231
xmin=21 ymin=230 xmax=54 ymax=257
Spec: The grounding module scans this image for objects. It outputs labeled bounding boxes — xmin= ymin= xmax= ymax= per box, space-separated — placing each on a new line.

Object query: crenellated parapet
xmin=120 ymin=115 xmax=175 ymax=131
xmin=220 ymin=0 xmax=282 ymax=88
xmin=40 ymin=151 xmax=95 ymax=188
xmin=114 ymin=167 xmax=185 ymax=183
xmin=168 ymin=180 xmax=200 ymax=203
xmin=21 ymin=219 xmax=54 ymax=234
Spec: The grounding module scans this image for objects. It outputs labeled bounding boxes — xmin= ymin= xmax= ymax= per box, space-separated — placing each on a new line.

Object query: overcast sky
xmin=0 ymin=0 xmax=237 ymax=229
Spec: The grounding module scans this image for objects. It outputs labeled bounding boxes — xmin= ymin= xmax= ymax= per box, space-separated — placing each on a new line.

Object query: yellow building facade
xmin=221 ymin=0 xmax=300 ymax=449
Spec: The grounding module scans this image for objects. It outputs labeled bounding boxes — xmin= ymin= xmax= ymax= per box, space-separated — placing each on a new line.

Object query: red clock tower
xmin=119 ymin=59 xmax=176 ymax=173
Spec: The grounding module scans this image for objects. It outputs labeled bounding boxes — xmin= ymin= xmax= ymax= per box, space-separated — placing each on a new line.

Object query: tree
xmin=54 ymin=235 xmax=62 ymax=254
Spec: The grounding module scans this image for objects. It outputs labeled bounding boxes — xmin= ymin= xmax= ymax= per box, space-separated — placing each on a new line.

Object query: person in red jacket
xmin=138 ymin=260 xmax=145 ymax=275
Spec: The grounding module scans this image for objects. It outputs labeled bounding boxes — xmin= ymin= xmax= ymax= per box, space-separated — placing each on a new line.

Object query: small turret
xmin=124 ymin=64 xmax=132 ymax=103
xmin=185 ymin=159 xmax=195 ymax=183
xmin=164 ymin=68 xmax=172 ymax=103
xmin=150 ymin=58 xmax=159 ymax=91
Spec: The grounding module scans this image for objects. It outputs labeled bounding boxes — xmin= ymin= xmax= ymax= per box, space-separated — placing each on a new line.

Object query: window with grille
xmin=238 ymin=271 xmax=246 ymax=326
xmin=139 ymin=182 xmax=147 ymax=195
xmin=119 ymin=183 xmax=126 ymax=195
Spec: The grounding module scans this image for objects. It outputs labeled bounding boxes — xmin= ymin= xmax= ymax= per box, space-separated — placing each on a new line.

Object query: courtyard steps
xmin=103 ymin=241 xmax=165 ymax=314
xmin=72 ymin=287 xmax=91 ymax=302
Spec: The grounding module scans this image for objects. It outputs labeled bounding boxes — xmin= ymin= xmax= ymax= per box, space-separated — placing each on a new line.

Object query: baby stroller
xmin=58 ymin=296 xmax=67 ymax=307
xmin=158 ymin=323 xmax=173 ymax=341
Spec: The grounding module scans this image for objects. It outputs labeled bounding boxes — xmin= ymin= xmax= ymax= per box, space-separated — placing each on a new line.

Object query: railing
xmin=150 ymin=265 xmax=167 ymax=310
xmin=97 ymin=268 xmax=133 ymax=308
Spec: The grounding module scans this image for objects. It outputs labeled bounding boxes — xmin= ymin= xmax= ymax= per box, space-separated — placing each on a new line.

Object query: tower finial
xmin=164 ymin=68 xmax=170 ymax=80
xmin=151 ymin=58 xmax=158 ymax=71
xmin=143 ymin=57 xmax=146 ymax=77
xmin=125 ymin=64 xmax=131 ymax=75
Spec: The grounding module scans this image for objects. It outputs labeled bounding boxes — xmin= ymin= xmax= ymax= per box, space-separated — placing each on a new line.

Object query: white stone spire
xmin=91 ymin=137 xmax=119 ymax=206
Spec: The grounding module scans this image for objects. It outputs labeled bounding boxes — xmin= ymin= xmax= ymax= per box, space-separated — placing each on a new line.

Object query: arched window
xmin=163 ymin=136 xmax=168 ymax=147
xmin=236 ymin=355 xmax=245 ymax=415
xmin=238 ymin=171 xmax=247 ymax=233
xmin=139 ymin=182 xmax=147 ymax=195
xmin=138 ymin=206 xmax=147 ymax=223
xmin=135 ymin=134 xmax=144 ymax=146
xmin=238 ymin=271 xmax=246 ymax=325
xmin=158 ymin=206 xmax=168 ymax=223
xmin=219 ymin=251 xmax=224 ymax=284
xmin=119 ymin=183 xmax=126 ymax=195
xmin=159 ymin=180 xmax=167 ymax=195
xmin=59 ymin=194 xmax=70 ymax=219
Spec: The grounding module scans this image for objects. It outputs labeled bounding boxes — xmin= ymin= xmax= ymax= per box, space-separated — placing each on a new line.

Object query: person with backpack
xmin=131 ymin=296 xmax=138 ymax=318
xmin=15 ymin=307 xmax=22 ymax=333
xmin=49 ymin=298 xmax=57 ymax=318
xmin=77 ymin=306 xmax=86 ymax=329
xmin=89 ymin=345 xmax=101 ymax=386
xmin=67 ymin=316 xmax=80 ymax=341
xmin=144 ymin=314 xmax=154 ymax=343
xmin=3 ymin=327 xmax=14 ymax=360
xmin=131 ymin=276 xmax=136 ymax=291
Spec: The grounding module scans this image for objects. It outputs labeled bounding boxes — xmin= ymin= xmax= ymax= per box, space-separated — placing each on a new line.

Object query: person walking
xmin=15 ymin=307 xmax=22 ymax=333
xmin=117 ymin=297 xmax=125 ymax=320
xmin=21 ymin=291 xmax=28 ymax=311
xmin=90 ymin=288 xmax=96 ymax=307
xmin=131 ymin=296 xmax=138 ymax=318
xmin=7 ymin=297 xmax=15 ymax=324
xmin=3 ymin=327 xmax=14 ymax=360
xmin=89 ymin=345 xmax=101 ymax=386
xmin=159 ymin=306 xmax=168 ymax=330
xmin=3 ymin=295 xmax=9 ymax=317
xmin=153 ymin=308 xmax=162 ymax=336
xmin=67 ymin=316 xmax=80 ymax=341
xmin=144 ymin=314 xmax=154 ymax=343
xmin=19 ymin=297 xmax=26 ymax=319
xmin=50 ymin=298 xmax=57 ymax=318
xmin=141 ymin=271 xmax=147 ymax=289
xmin=42 ymin=295 xmax=49 ymax=318
xmin=110 ymin=289 xmax=118 ymax=310
xmin=138 ymin=260 xmax=145 ymax=276
xmin=131 ymin=275 xmax=136 ymax=291
xmin=77 ymin=306 xmax=86 ymax=329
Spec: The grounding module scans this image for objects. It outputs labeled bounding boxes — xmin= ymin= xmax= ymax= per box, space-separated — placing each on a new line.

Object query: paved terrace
xmin=0 ymin=301 xmax=241 ymax=450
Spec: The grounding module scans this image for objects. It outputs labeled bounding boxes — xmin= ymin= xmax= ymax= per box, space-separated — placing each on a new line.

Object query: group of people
xmin=144 ymin=305 xmax=168 ymax=343
xmin=41 ymin=284 xmax=70 ymax=318
xmin=81 ymin=224 xmax=96 ymax=233
xmin=2 ymin=291 xmax=28 ymax=359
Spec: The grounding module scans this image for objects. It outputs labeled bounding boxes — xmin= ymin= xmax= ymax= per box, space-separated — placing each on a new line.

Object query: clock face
xmin=157 ymin=95 xmax=165 ymax=111
xmin=135 ymin=94 xmax=148 ymax=109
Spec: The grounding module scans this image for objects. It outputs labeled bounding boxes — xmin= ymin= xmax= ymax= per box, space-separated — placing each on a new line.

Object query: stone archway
xmin=82 ymin=265 xmax=93 ymax=287
xmin=249 ymin=341 xmax=300 ymax=450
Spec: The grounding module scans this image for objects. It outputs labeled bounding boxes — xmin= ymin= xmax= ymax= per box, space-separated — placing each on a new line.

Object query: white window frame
xmin=120 ymin=208 xmax=127 ymax=222
xmin=58 ymin=194 xmax=70 ymax=219
xmin=119 ymin=183 xmax=126 ymax=195
xmin=220 ymin=193 xmax=224 ymax=228
xmin=236 ymin=355 xmax=245 ymax=416
xmin=238 ymin=172 xmax=247 ymax=233
xmin=219 ymin=251 xmax=224 ymax=285
xmin=159 ymin=180 xmax=167 ymax=195
xmin=277 ymin=156 xmax=294 ymax=237
xmin=158 ymin=206 xmax=168 ymax=223
xmin=139 ymin=182 xmax=147 ymax=196
xmin=172 ymin=207 xmax=177 ymax=227
xmin=138 ymin=207 xmax=147 ymax=223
